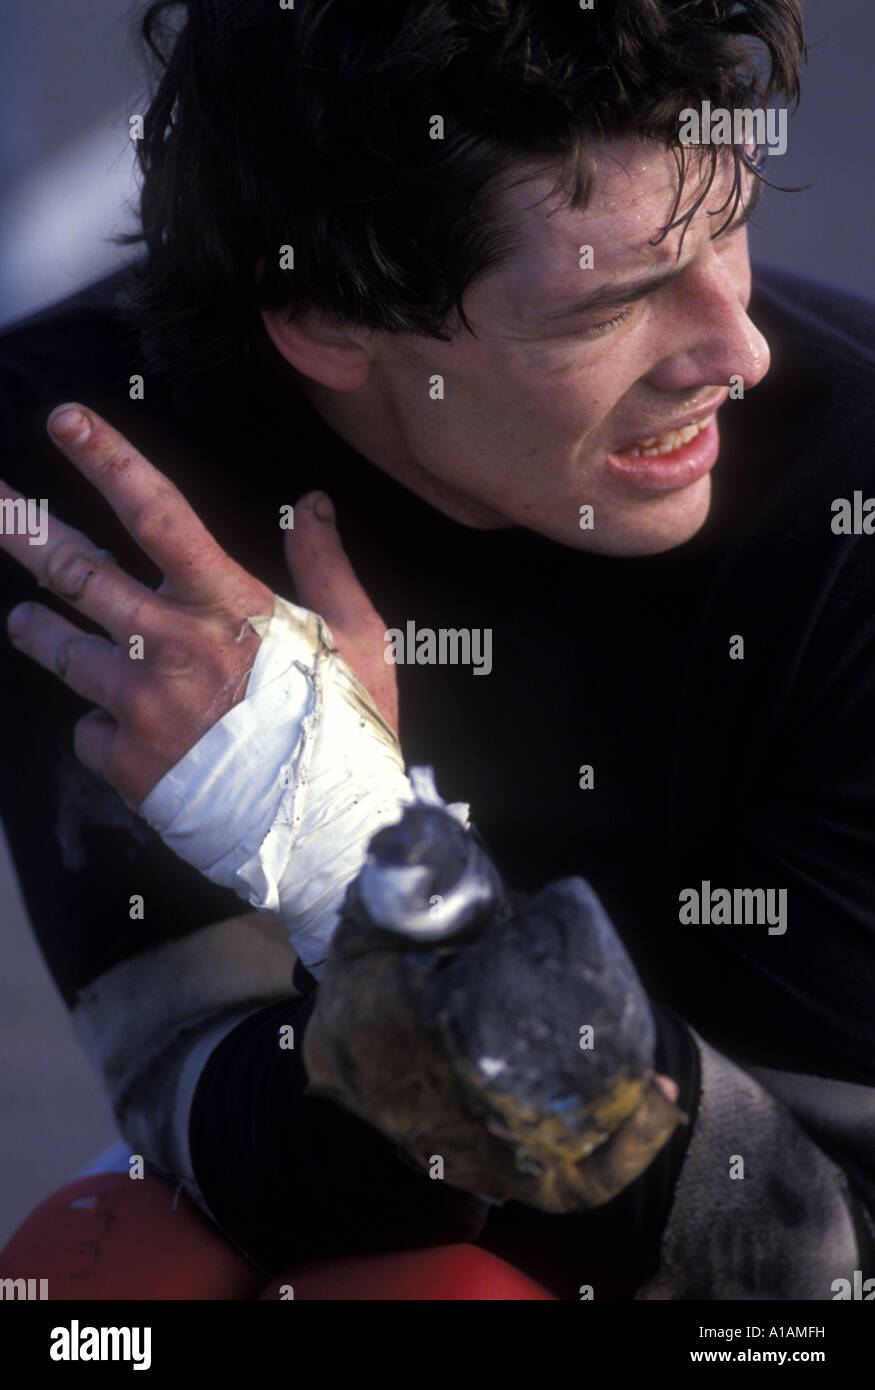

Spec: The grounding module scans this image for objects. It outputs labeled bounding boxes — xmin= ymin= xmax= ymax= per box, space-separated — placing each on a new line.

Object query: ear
xmin=260 ymin=307 xmax=374 ymax=391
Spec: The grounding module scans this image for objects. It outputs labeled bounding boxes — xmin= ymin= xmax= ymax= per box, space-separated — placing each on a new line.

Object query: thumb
xmin=285 ymin=492 xmax=398 ymax=733
xmin=285 ymin=492 xmax=378 ymax=633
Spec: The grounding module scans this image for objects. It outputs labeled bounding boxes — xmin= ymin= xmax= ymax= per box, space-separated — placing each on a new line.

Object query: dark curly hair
xmin=120 ymin=0 xmax=805 ymax=392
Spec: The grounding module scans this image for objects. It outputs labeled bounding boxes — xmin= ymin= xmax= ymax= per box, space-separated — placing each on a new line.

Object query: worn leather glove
xmin=303 ymin=795 xmax=684 ymax=1213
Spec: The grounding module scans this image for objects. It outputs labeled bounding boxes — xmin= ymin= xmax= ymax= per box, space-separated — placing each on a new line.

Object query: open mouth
xmin=616 ymin=415 xmax=714 ymax=458
xmin=605 ymin=414 xmax=721 ymax=493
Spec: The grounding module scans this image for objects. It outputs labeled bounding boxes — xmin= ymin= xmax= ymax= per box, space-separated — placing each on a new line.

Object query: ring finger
xmin=8 ymin=601 xmax=124 ymax=714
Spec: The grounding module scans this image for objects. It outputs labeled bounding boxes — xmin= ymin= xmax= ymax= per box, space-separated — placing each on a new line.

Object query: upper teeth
xmin=624 ymin=415 xmax=713 ymax=457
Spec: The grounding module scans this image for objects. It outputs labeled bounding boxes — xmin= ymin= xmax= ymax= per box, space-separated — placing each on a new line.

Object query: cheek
xmin=400 ymin=335 xmax=633 ymax=455
xmin=524 ymin=350 xmax=637 ymax=445
xmin=493 ymin=371 xmax=606 ymax=450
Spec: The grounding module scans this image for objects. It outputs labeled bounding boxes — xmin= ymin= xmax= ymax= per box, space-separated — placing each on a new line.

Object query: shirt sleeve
xmin=187 ymin=991 xmax=492 ymax=1276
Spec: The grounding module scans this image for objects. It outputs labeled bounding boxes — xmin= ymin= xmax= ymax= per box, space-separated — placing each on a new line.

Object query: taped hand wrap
xmin=140 ymin=596 xmax=465 ymax=978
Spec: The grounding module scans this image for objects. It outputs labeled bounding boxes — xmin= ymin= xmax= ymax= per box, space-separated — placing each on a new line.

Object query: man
xmin=1 ymin=0 xmax=873 ymax=1299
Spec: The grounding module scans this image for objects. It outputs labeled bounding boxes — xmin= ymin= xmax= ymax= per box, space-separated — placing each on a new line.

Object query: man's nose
xmin=645 ymin=252 xmax=771 ymax=396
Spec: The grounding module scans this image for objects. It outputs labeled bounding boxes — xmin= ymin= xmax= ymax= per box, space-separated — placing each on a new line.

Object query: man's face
xmin=353 ymin=137 xmax=770 ymax=555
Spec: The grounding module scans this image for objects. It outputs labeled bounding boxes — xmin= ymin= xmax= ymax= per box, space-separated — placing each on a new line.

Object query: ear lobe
xmin=260 ymin=307 xmax=373 ymax=391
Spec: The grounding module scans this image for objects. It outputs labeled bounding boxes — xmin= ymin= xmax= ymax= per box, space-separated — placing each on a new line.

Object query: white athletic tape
xmin=140 ymin=595 xmax=467 ymax=978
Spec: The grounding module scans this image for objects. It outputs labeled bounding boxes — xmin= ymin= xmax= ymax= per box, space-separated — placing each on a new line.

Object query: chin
xmin=555 ymin=475 xmax=713 ymax=556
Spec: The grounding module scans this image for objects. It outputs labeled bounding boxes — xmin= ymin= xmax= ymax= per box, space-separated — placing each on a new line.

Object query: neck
xmin=279 ymin=360 xmax=512 ymax=531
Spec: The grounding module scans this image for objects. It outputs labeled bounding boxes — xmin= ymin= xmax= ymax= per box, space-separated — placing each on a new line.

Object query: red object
xmin=0 ymin=1174 xmax=265 ymax=1300
xmin=1 ymin=1175 xmax=555 ymax=1300
xmin=261 ymin=1245 xmax=555 ymax=1300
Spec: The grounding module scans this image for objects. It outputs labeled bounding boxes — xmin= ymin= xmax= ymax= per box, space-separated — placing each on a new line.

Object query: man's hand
xmin=1 ymin=403 xmax=396 ymax=809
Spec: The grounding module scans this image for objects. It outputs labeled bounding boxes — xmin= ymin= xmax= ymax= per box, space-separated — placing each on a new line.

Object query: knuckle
xmin=41 ymin=539 xmax=104 ymax=601
xmin=134 ymin=505 xmax=176 ymax=549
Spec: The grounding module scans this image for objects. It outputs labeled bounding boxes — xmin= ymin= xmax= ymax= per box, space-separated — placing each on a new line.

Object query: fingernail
xmin=48 ymin=406 xmax=91 ymax=446
xmin=7 ymin=602 xmax=31 ymax=639
xmin=312 ymin=492 xmax=335 ymax=524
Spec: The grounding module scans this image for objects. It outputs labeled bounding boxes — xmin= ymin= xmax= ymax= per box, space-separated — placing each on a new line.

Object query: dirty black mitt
xmin=303 ymin=803 xmax=683 ymax=1212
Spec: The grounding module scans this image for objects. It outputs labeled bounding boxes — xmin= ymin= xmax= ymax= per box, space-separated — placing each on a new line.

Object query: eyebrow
xmin=543 ymin=178 xmax=764 ymax=323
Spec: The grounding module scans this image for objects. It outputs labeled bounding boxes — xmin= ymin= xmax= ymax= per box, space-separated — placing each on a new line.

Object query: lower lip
xmin=604 ymin=417 xmax=720 ymax=494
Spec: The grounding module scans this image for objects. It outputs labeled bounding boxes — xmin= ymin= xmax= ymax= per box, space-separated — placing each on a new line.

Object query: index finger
xmin=45 ymin=404 xmax=233 ymax=603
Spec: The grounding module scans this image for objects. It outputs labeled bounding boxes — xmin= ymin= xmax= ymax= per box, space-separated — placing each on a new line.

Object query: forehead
xmin=492 ymin=137 xmax=739 ymax=299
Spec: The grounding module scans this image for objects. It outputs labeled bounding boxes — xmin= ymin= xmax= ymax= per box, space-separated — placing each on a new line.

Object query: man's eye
xmin=585 ymin=305 xmax=634 ymax=335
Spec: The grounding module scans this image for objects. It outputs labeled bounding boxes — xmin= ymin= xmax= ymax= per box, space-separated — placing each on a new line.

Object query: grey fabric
xmin=71 ymin=911 xmax=299 ymax=1215
xmin=636 ymin=1030 xmax=861 ymax=1300
xmin=748 ymin=1065 xmax=875 ymax=1216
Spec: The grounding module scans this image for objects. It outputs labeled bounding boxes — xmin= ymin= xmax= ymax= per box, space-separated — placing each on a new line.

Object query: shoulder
xmin=0 ymin=266 xmax=143 ymax=393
